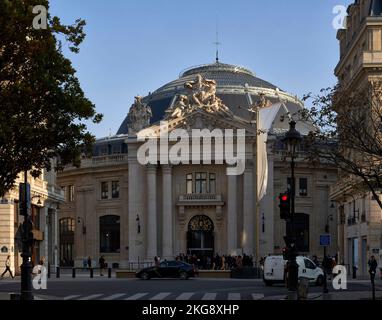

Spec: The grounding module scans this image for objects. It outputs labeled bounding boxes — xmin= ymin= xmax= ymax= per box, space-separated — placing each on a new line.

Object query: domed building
xmin=57 ymin=62 xmax=338 ymax=268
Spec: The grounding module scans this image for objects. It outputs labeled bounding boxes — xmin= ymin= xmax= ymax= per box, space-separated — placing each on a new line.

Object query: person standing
xmin=87 ymin=256 xmax=92 ymax=268
xmin=368 ymin=256 xmax=378 ymax=281
xmin=154 ymin=256 xmax=160 ymax=267
xmin=99 ymin=256 xmax=106 ymax=276
xmin=1 ymin=256 xmax=14 ymax=279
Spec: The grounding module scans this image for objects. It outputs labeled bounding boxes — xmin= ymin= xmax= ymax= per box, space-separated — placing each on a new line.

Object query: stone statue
xmin=165 ymin=74 xmax=234 ymax=119
xmin=128 ymin=96 xmax=153 ymax=134
xmin=165 ymin=95 xmax=189 ymax=119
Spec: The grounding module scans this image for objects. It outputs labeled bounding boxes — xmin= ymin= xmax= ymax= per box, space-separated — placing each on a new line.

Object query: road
xmin=0 ymin=276 xmax=380 ymax=300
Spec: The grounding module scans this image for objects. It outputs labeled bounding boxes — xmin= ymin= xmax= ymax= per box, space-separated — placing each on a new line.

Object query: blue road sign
xmin=320 ymin=234 xmax=331 ymax=247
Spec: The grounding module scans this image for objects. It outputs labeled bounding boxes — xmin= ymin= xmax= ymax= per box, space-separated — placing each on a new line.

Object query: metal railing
xmin=179 ymin=194 xmax=222 ymax=202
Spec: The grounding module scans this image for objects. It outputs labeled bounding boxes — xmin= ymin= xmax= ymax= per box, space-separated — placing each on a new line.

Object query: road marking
xmin=150 ymin=292 xmax=171 ymax=300
xmin=101 ymin=293 xmax=126 ymax=300
xmin=78 ymin=294 xmax=104 ymax=300
xmin=176 ymin=292 xmax=194 ymax=300
xmin=252 ymin=293 xmax=265 ymax=300
xmin=201 ymin=293 xmax=217 ymax=300
xmin=64 ymin=295 xmax=81 ymax=300
xmin=227 ymin=293 xmax=241 ymax=300
xmin=125 ymin=293 xmax=149 ymax=300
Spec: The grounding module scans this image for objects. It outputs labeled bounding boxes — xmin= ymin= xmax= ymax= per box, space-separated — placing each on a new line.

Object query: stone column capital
xmin=146 ymin=164 xmax=158 ymax=174
xmin=162 ymin=164 xmax=173 ymax=174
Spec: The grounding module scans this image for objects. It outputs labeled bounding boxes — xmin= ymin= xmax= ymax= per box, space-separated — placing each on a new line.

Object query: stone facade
xmin=331 ymin=0 xmax=382 ymax=277
xmin=57 ymin=63 xmax=338 ymax=269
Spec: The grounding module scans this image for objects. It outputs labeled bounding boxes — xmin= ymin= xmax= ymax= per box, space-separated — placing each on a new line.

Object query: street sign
xmin=320 ymin=234 xmax=331 ymax=247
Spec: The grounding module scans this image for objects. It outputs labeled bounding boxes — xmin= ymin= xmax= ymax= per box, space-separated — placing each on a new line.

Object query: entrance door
xmin=187 ymin=215 xmax=214 ymax=268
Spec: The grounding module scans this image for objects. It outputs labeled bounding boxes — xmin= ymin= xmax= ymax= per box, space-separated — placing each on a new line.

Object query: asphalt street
xmin=0 ymin=276 xmax=380 ymax=300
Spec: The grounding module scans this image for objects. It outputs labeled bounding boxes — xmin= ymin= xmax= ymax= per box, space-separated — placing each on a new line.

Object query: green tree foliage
xmin=0 ymin=0 xmax=102 ymax=196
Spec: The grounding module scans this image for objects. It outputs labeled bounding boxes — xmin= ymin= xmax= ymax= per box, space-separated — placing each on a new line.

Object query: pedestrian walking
xmin=87 ymin=256 xmax=92 ymax=268
xmin=1 ymin=255 xmax=14 ymax=279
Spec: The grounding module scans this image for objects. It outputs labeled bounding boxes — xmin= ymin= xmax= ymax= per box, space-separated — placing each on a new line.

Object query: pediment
xmin=138 ymin=108 xmax=257 ymax=138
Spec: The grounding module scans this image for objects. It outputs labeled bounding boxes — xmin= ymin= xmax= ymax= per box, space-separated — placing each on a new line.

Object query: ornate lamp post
xmin=282 ymin=121 xmax=302 ymax=297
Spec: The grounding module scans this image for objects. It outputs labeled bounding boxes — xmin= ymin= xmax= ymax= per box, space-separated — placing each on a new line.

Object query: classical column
xmin=162 ymin=165 xmax=174 ymax=259
xmin=128 ymin=145 xmax=146 ymax=262
xmin=146 ymin=165 xmax=157 ymax=260
xmin=243 ymin=165 xmax=254 ymax=255
xmin=227 ymin=174 xmax=238 ymax=255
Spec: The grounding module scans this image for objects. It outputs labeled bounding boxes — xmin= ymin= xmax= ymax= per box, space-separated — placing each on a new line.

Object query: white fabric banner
xmin=257 ymin=102 xmax=286 ymax=200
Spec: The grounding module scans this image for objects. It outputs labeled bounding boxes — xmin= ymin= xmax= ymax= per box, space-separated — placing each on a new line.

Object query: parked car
xmin=136 ymin=261 xmax=197 ymax=280
xmin=263 ymin=255 xmax=324 ymax=287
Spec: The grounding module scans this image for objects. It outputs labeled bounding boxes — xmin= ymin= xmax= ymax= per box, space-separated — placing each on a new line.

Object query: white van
xmin=263 ymin=255 xmax=324 ymax=286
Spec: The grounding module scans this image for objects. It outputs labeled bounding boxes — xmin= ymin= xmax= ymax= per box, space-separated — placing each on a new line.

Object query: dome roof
xmin=117 ymin=62 xmax=303 ymax=135
xmin=156 ymin=62 xmax=280 ymax=93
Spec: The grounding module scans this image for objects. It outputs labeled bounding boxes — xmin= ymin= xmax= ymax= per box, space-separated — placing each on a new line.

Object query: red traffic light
xmin=281 ymin=195 xmax=288 ymax=201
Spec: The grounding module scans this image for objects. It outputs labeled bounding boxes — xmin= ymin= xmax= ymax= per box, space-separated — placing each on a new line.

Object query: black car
xmin=136 ymin=261 xmax=196 ymax=280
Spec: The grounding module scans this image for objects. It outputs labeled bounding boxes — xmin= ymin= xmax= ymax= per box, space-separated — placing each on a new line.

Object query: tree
xmin=301 ymin=80 xmax=382 ymax=209
xmin=0 ymin=0 xmax=102 ymax=196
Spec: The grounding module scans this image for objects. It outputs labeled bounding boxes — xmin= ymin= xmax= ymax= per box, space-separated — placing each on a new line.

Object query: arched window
xmin=100 ymin=215 xmax=120 ymax=253
xmin=59 ymin=218 xmax=75 ymax=266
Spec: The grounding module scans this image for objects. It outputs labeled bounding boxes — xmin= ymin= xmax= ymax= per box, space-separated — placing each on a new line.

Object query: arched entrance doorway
xmin=187 ymin=215 xmax=214 ymax=267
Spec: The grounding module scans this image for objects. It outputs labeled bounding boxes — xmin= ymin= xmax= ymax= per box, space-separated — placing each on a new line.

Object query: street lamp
xmin=19 ymin=170 xmax=33 ymax=300
xmin=282 ymin=120 xmax=302 ymax=297
xmin=323 ymin=214 xmax=333 ymax=294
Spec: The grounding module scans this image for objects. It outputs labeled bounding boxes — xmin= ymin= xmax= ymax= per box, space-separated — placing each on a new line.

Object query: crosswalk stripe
xmin=101 ymin=293 xmax=126 ymax=300
xmin=125 ymin=293 xmax=149 ymax=300
xmin=201 ymin=293 xmax=217 ymax=300
xmin=64 ymin=295 xmax=81 ymax=300
xmin=150 ymin=292 xmax=171 ymax=300
xmin=176 ymin=292 xmax=195 ymax=300
xmin=228 ymin=293 xmax=241 ymax=300
xmin=252 ymin=293 xmax=265 ymax=300
xmin=78 ymin=294 xmax=104 ymax=300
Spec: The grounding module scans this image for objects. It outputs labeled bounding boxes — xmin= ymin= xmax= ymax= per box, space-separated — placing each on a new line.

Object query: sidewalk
xmin=0 ymin=293 xmax=62 ymax=300
xmin=264 ymin=291 xmax=382 ymax=300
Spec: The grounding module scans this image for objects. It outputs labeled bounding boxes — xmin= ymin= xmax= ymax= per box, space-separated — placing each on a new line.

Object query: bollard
xmin=352 ymin=266 xmax=357 ymax=279
xmin=108 ymin=268 xmax=112 ymax=278
xmin=10 ymin=293 xmax=21 ymax=300
xmin=371 ymin=271 xmax=376 ymax=301
xmin=90 ymin=268 xmax=93 ymax=278
xmin=56 ymin=266 xmax=60 ymax=278
xmin=72 ymin=268 xmax=76 ymax=278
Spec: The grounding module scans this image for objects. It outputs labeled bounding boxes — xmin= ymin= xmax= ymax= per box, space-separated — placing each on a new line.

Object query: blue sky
xmin=49 ymin=0 xmax=353 ymax=138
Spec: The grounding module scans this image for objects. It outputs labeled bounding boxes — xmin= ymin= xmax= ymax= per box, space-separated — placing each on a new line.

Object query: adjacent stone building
xmin=331 ymin=0 xmax=382 ymax=277
xmin=0 ymin=171 xmax=64 ymax=276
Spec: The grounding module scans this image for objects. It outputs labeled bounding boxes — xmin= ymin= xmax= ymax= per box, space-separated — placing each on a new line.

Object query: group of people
xmin=1 ymin=255 xmax=46 ymax=280
xmin=82 ymin=256 xmax=108 ymax=276
xmin=170 ymin=253 xmax=254 ymax=271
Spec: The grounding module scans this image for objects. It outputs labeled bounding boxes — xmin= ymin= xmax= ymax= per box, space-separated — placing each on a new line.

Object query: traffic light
xmin=279 ymin=192 xmax=291 ymax=220
xmin=282 ymin=247 xmax=290 ymax=260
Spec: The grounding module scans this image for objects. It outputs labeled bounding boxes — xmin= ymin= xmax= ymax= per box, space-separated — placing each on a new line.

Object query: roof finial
xmin=214 ymin=15 xmax=221 ymax=64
